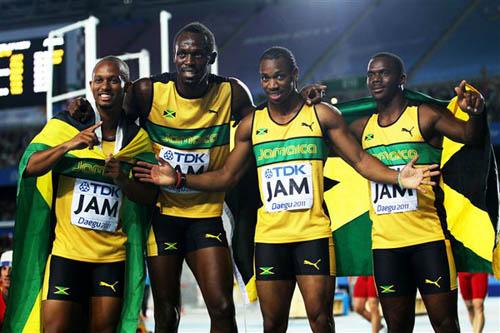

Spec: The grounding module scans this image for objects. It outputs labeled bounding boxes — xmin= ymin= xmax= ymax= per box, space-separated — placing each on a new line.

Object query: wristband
xmin=397 ymin=172 xmax=404 ymax=188
xmin=175 ymin=171 xmax=186 ymax=189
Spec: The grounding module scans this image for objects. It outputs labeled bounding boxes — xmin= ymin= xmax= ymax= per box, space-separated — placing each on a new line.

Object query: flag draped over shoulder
xmin=4 ymin=112 xmax=154 ymax=333
xmin=327 ymin=86 xmax=500 ymax=276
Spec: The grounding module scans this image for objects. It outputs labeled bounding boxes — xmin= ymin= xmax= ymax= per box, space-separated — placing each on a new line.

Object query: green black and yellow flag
xmin=328 ymin=86 xmax=500 ymax=276
xmin=4 ymin=112 xmax=154 ymax=332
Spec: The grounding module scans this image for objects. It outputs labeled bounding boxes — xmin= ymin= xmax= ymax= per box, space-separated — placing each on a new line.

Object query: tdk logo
xmin=79 ymin=181 xmax=91 ymax=192
xmin=266 ymin=165 xmax=306 ymax=178
xmin=164 ymin=151 xmax=207 ymax=164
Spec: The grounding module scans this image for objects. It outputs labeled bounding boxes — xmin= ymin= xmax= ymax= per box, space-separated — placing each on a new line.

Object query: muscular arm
xmin=229 ymin=78 xmax=255 ymax=123
xmin=24 ymin=122 xmax=101 ymax=177
xmin=186 ymin=114 xmax=254 ymax=191
xmin=422 ymin=103 xmax=484 ymax=145
xmin=123 ymin=78 xmax=153 ymax=123
xmin=316 ymin=103 xmax=399 ymax=184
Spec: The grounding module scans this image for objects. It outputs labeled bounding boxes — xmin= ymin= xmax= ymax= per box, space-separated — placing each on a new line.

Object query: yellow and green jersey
xmin=146 ymin=73 xmax=232 ymax=218
xmin=252 ymin=103 xmax=331 ymax=243
xmin=362 ymin=105 xmax=446 ymax=249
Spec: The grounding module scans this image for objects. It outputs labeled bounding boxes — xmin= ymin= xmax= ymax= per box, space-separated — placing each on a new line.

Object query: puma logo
xmin=401 ymin=126 xmax=414 ymax=136
xmin=205 ymin=233 xmax=223 ymax=243
xmin=208 ymin=109 xmax=218 ymax=114
xmin=301 ymin=122 xmax=314 ymax=131
xmin=425 ymin=276 xmax=442 ymax=288
xmin=304 ymin=259 xmax=321 ymax=271
xmin=99 ymin=281 xmax=119 ymax=293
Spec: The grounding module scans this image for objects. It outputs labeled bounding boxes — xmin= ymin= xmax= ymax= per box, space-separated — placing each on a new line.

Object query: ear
xmin=208 ymin=51 xmax=217 ymax=65
xmin=399 ymin=73 xmax=407 ymax=87
xmin=89 ymin=80 xmax=92 ymax=88
xmin=292 ymin=67 xmax=299 ymax=83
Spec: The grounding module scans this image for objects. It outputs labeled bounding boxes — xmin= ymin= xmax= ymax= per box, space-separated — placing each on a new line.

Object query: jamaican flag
xmin=328 ymin=85 xmax=500 ymax=276
xmin=4 ymin=112 xmax=154 ymax=332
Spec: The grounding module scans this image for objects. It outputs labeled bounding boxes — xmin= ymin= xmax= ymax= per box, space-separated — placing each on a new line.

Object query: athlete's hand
xmin=104 ymin=154 xmax=128 ymax=186
xmin=300 ymin=83 xmax=327 ymax=105
xmin=134 ymin=156 xmax=176 ymax=186
xmin=399 ymin=155 xmax=440 ymax=193
xmin=455 ymin=80 xmax=485 ymax=116
xmin=68 ymin=97 xmax=94 ymax=123
xmin=65 ymin=121 xmax=102 ymax=151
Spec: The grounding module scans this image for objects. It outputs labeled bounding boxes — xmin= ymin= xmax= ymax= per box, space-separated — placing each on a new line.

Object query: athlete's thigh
xmin=296 ymin=275 xmax=335 ymax=316
xmin=89 ymin=296 xmax=123 ymax=332
xmin=470 ymin=273 xmax=488 ymax=300
xmin=412 ymin=240 xmax=457 ymax=296
xmin=256 ymin=280 xmax=296 ymax=321
xmin=42 ymin=255 xmax=88 ymax=330
xmin=88 ymin=261 xmax=125 ymax=331
xmin=185 ymin=246 xmax=233 ymax=304
xmin=420 ymin=290 xmax=459 ymax=331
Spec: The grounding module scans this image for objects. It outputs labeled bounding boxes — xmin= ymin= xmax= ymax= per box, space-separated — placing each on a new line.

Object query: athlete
xmin=23 ymin=57 xmax=156 ymax=332
xmin=104 ymin=22 xmax=326 ymax=332
xmin=458 ymin=272 xmax=488 ymax=333
xmin=348 ymin=52 xmax=485 ymax=333
xmin=134 ymin=47 xmax=438 ymax=333
xmin=352 ymin=276 xmax=382 ymax=333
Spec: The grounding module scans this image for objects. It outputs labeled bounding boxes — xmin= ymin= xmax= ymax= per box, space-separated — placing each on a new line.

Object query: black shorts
xmin=255 ymin=236 xmax=335 ymax=281
xmin=373 ymin=239 xmax=457 ymax=298
xmin=147 ymin=209 xmax=228 ymax=256
xmin=42 ymin=255 xmax=125 ymax=303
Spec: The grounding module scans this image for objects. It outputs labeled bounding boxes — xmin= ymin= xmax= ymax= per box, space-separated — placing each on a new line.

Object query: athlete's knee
xmin=472 ymin=300 xmax=484 ymax=314
xmin=434 ymin=317 xmax=460 ymax=333
xmin=308 ymin=312 xmax=334 ymax=333
xmin=206 ymin=296 xmax=235 ymax=321
xmin=153 ymin=301 xmax=181 ymax=332
xmin=263 ymin=317 xmax=288 ymax=333
xmin=353 ymin=300 xmax=366 ymax=315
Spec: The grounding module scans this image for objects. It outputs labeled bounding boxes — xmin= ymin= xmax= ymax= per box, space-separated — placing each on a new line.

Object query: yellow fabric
xmin=362 ymin=105 xmax=445 ymax=249
xmin=252 ymin=104 xmax=331 ymax=243
xmin=52 ymin=175 xmax=127 ymax=262
xmin=493 ymin=233 xmax=500 ymax=279
xmin=444 ymin=239 xmax=458 ymax=290
xmin=149 ymin=80 xmax=232 ymax=218
xmin=31 ymin=119 xmax=152 ymax=262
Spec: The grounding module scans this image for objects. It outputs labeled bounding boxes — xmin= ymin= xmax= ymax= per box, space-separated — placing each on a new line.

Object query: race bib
xmin=71 ymin=178 xmax=122 ymax=232
xmin=370 ymin=166 xmax=418 ymax=215
xmin=261 ymin=162 xmax=313 ymax=212
xmin=159 ymin=146 xmax=210 ymax=194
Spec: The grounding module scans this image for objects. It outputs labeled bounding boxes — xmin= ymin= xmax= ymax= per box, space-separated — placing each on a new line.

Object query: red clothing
xmin=458 ymin=272 xmax=488 ymax=300
xmin=0 ymin=292 xmax=6 ymax=327
xmin=353 ymin=276 xmax=378 ymax=298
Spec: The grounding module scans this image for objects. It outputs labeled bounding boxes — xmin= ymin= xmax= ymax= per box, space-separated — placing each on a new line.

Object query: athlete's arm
xmin=104 ymin=155 xmax=158 ymax=205
xmin=316 ymin=103 xmax=438 ymax=190
xmin=300 ymin=83 xmax=328 ymax=105
xmin=348 ymin=116 xmax=371 ymax=142
xmin=135 ymin=114 xmax=254 ymax=192
xmin=421 ymin=81 xmax=485 ymax=145
xmin=229 ymin=78 xmax=256 ymax=123
xmin=24 ymin=122 xmax=102 ymax=177
xmin=123 ymin=78 xmax=153 ymax=123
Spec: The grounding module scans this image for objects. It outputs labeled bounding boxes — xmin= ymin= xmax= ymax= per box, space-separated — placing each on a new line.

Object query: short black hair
xmin=260 ymin=46 xmax=298 ymax=72
xmin=94 ymin=56 xmax=130 ymax=82
xmin=174 ymin=22 xmax=216 ymax=53
xmin=370 ymin=52 xmax=406 ymax=76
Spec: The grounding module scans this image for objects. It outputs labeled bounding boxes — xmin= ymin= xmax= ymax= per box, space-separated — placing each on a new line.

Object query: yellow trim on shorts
xmin=146 ymin=225 xmax=159 ymax=257
xmin=41 ymin=254 xmax=52 ymax=301
xmin=444 ymin=239 xmax=457 ymax=290
xmin=329 ymin=236 xmax=336 ymax=276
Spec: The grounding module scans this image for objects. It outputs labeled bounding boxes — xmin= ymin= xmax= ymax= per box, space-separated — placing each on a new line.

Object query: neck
xmin=269 ymin=91 xmax=302 ymax=115
xmin=98 ymin=106 xmax=121 ymax=139
xmin=376 ymin=92 xmax=406 ymax=115
xmin=175 ymin=76 xmax=210 ymax=99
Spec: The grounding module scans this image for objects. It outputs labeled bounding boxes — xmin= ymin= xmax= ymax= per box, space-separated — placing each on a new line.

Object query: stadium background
xmin=0 ymin=0 xmax=499 ymax=331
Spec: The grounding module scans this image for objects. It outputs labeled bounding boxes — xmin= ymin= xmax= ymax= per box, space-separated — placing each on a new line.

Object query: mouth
xmin=98 ymin=92 xmax=113 ymax=102
xmin=267 ymin=91 xmax=282 ymax=101
xmin=370 ymin=86 xmax=385 ymax=94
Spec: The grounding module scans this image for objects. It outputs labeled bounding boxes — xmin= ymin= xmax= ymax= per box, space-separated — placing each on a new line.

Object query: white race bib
xmin=159 ymin=146 xmax=210 ymax=194
xmin=370 ymin=166 xmax=418 ymax=215
xmin=261 ymin=162 xmax=313 ymax=212
xmin=71 ymin=178 xmax=122 ymax=232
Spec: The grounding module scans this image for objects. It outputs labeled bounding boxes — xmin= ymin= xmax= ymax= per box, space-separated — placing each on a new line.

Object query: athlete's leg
xmin=89 ymin=297 xmax=122 ymax=333
xmin=147 ymin=255 xmax=184 ymax=333
xmin=257 ymin=280 xmax=295 ymax=333
xmin=463 ymin=299 xmax=474 ymax=326
xmin=186 ymin=246 xmax=236 ymax=333
xmin=471 ymin=298 xmax=485 ymax=333
xmin=296 ymin=275 xmax=335 ymax=333
xmin=379 ymin=295 xmax=416 ymax=333
xmin=421 ymin=291 xmax=459 ymax=333
xmin=367 ymin=297 xmax=382 ymax=333
xmin=42 ymin=300 xmax=85 ymax=332
xmin=353 ymin=296 xmax=370 ymax=321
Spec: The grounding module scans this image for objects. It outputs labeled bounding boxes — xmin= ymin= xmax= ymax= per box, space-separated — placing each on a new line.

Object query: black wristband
xmin=176 ymin=172 xmax=187 ymax=189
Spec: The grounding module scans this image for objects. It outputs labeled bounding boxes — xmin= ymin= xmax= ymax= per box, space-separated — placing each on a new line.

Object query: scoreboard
xmin=0 ymin=37 xmax=65 ymax=109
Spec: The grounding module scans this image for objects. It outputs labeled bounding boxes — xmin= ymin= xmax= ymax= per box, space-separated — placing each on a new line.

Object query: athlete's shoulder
xmin=150 ymin=72 xmax=176 ymax=84
xmin=208 ymin=73 xmax=230 ymax=84
xmin=53 ymin=110 xmax=95 ymax=131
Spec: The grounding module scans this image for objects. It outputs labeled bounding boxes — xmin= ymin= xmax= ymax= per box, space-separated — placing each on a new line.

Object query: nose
xmin=184 ymin=54 xmax=194 ymax=65
xmin=268 ymin=78 xmax=278 ymax=90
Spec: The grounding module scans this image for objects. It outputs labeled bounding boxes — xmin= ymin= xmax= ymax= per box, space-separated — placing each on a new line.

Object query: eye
xmin=94 ymin=77 xmax=103 ymax=83
xmin=260 ymin=76 xmax=269 ymax=82
xmin=110 ymin=78 xmax=121 ymax=84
